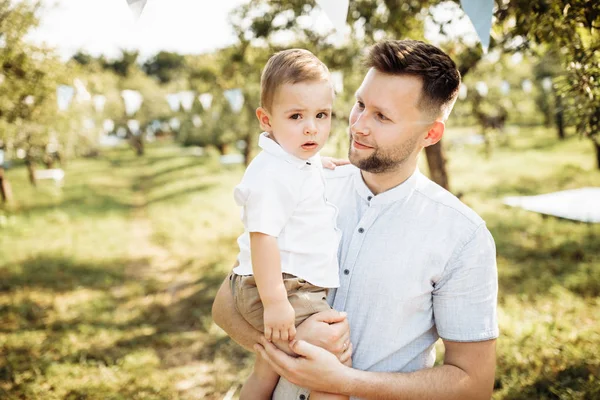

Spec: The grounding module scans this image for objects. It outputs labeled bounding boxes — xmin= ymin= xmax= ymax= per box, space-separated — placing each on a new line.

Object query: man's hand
xmin=295 ymin=309 xmax=352 ymax=365
xmin=255 ymin=338 xmax=351 ymax=394
xmin=264 ymin=300 xmax=296 ymax=341
xmin=321 ymin=156 xmax=350 ymax=170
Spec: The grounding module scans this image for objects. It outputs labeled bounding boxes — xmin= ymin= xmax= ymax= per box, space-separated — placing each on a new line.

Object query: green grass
xmin=1 ymin=127 xmax=599 ymax=399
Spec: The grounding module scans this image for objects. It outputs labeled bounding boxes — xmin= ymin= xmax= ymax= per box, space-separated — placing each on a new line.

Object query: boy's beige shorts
xmin=228 ymin=271 xmax=331 ymax=332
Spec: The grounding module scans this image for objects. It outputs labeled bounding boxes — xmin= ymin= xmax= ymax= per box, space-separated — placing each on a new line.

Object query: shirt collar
xmin=353 ymin=167 xmax=421 ymax=205
xmin=258 ymin=132 xmax=320 ymax=169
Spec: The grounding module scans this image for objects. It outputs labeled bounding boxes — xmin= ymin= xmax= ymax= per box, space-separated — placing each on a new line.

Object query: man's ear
xmin=422 ymin=121 xmax=445 ymax=148
xmin=256 ymin=107 xmax=272 ymax=133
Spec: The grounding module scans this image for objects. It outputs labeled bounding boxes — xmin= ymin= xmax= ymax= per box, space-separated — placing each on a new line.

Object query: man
xmin=212 ymin=39 xmax=498 ymax=399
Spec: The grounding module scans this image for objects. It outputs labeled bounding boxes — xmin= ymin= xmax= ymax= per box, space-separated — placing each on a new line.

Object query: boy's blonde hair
xmin=260 ymin=49 xmax=331 ymax=112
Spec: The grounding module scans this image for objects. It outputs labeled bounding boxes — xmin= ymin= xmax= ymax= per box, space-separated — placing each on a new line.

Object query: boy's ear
xmin=256 ymin=107 xmax=272 ymax=133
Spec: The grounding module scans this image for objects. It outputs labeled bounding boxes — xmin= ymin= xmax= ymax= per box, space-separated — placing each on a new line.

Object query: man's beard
xmin=348 ymin=133 xmax=419 ymax=174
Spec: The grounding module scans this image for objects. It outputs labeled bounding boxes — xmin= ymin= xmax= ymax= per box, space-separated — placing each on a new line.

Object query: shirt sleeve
xmin=233 ymin=167 xmax=300 ymax=237
xmin=433 ymin=223 xmax=499 ymax=342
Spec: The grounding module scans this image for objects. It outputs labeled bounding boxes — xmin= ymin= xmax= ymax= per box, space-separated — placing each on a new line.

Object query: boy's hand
xmin=264 ymin=301 xmax=296 ymax=342
xmin=321 ymin=156 xmax=350 ymax=170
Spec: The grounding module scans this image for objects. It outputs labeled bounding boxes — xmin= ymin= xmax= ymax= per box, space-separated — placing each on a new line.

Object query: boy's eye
xmin=377 ymin=113 xmax=388 ymax=121
xmin=316 ymin=112 xmax=329 ymax=119
xmin=290 ymin=114 xmax=301 ymax=120
xmin=356 ymin=101 xmax=365 ymax=109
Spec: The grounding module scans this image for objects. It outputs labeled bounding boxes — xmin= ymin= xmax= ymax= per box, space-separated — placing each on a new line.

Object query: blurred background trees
xmin=1 ymin=0 xmax=598 ymax=201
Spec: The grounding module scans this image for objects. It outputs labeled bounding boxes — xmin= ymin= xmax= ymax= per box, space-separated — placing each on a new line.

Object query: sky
xmin=26 ymin=0 xmax=250 ymax=61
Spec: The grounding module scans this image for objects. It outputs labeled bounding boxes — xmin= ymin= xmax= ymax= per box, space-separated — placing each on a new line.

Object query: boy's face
xmin=257 ymin=80 xmax=334 ymax=160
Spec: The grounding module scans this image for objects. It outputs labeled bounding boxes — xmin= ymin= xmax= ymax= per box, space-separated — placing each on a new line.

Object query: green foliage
xmin=143 ymin=51 xmax=186 ymax=84
xmin=102 ymin=50 xmax=140 ymax=78
xmin=496 ymin=0 xmax=600 ymax=141
xmin=1 ymin=128 xmax=599 ymax=398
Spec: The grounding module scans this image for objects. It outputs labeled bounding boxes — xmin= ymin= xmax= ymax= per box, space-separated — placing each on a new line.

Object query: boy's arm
xmin=250 ymin=232 xmax=296 ymax=341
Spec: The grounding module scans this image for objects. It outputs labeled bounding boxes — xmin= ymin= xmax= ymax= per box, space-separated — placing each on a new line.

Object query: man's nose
xmin=350 ymin=112 xmax=370 ymax=136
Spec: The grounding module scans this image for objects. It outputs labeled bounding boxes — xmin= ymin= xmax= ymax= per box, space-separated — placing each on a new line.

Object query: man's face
xmin=262 ymin=81 xmax=334 ymax=160
xmin=348 ymin=68 xmax=433 ymax=173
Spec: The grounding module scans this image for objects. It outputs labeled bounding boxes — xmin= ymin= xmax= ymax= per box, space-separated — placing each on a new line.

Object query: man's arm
xmin=211 ymin=275 xmax=352 ymax=359
xmin=256 ymin=338 xmax=496 ymax=400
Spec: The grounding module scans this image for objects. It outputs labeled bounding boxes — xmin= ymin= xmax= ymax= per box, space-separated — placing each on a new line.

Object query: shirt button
xmin=367 ymin=196 xmax=372 ymax=201
xmin=344 ymin=269 xmax=350 ymax=275
xmin=300 ymin=395 xmax=306 ymax=400
xmin=358 ymin=227 xmax=364 ymax=233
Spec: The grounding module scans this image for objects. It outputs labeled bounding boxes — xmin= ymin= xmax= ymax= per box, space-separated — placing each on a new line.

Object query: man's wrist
xmin=337 ymin=364 xmax=361 ymax=396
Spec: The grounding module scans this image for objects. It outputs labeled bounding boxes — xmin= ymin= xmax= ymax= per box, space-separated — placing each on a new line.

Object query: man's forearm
xmin=342 ymin=364 xmax=490 ymax=400
xmin=211 ymin=277 xmax=262 ymax=352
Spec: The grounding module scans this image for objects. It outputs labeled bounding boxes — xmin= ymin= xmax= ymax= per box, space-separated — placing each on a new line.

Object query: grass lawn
xmin=1 ymin=126 xmax=599 ymax=399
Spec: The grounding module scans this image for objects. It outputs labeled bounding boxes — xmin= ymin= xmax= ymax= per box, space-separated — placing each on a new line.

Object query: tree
xmin=102 ymin=50 xmax=140 ymax=77
xmin=533 ymin=50 xmax=566 ymax=140
xmin=495 ymin=0 xmax=600 ymax=167
xmin=0 ymin=0 xmax=70 ymax=199
xmin=143 ymin=51 xmax=186 ymax=84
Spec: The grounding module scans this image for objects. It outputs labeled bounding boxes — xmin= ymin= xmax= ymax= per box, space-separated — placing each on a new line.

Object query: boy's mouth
xmin=301 ymin=141 xmax=318 ymax=150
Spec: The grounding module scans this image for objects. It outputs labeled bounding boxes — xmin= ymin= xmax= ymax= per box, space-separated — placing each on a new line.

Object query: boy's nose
xmin=304 ymin=120 xmax=317 ymax=135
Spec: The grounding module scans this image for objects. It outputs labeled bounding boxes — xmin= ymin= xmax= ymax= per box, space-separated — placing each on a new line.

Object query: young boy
xmin=229 ymin=49 xmax=347 ymax=400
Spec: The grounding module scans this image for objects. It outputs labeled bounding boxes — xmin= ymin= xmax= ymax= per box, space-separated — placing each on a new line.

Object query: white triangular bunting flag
xmin=198 ymin=93 xmax=213 ymax=110
xmin=126 ymin=0 xmax=147 ymax=21
xmin=460 ymin=0 xmax=494 ymax=52
xmin=121 ymin=90 xmax=143 ymax=116
xmin=166 ymin=94 xmax=181 ymax=112
xmin=224 ymin=89 xmax=244 ymax=114
xmin=57 ymin=85 xmax=75 ymax=111
xmin=192 ymin=115 xmax=203 ymax=127
xmin=178 ymin=91 xmax=195 ymax=112
xmin=93 ymin=95 xmax=106 ymax=112
xmin=315 ymin=0 xmax=349 ymax=33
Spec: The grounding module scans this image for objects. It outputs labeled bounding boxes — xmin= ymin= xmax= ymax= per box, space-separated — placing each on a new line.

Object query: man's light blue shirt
xmin=273 ymin=165 xmax=499 ymax=399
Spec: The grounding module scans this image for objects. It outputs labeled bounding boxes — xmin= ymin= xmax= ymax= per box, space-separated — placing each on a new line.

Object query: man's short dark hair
xmin=365 ymin=39 xmax=461 ymax=121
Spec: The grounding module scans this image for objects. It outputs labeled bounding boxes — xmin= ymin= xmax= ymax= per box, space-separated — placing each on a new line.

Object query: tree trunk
xmin=554 ymin=93 xmax=565 ymax=140
xmin=594 ymin=140 xmax=600 ymax=170
xmin=135 ymin=137 xmax=144 ymax=156
xmin=425 ymin=141 xmax=450 ymax=191
xmin=25 ymin=158 xmax=36 ymax=186
xmin=129 ymin=135 xmax=144 ymax=156
xmin=243 ymin=132 xmax=253 ymax=167
xmin=216 ymin=143 xmax=228 ymax=155
xmin=44 ymin=155 xmax=54 ymax=169
xmin=0 ymin=167 xmax=13 ymax=203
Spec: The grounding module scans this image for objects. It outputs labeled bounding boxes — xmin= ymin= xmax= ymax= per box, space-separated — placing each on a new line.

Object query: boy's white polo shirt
xmin=233 ymin=132 xmax=341 ymax=289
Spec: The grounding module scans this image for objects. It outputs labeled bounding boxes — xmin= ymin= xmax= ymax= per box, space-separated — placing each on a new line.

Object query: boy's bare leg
xmin=239 ymin=357 xmax=279 ymax=400
xmin=239 ymin=338 xmax=297 ymax=400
